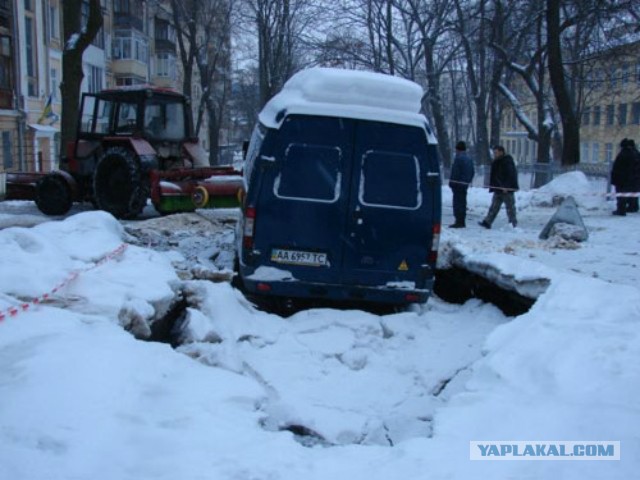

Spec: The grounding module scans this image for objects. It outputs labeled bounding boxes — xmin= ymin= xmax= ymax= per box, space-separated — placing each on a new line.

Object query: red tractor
xmin=6 ymin=87 xmax=242 ymax=219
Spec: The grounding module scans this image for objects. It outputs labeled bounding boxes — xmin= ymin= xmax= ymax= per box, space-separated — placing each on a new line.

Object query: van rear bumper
xmin=242 ymin=277 xmax=434 ymax=305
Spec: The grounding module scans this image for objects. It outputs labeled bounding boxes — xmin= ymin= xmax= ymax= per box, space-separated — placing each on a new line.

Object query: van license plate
xmin=271 ymin=249 xmax=328 ymax=267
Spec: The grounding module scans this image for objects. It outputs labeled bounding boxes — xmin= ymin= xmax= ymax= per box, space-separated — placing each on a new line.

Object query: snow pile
xmin=431 ymin=274 xmax=640 ymax=480
xmin=531 ymin=171 xmax=608 ymax=210
xmin=259 ymin=67 xmax=436 ymax=138
xmin=0 ymin=211 xmax=179 ymax=336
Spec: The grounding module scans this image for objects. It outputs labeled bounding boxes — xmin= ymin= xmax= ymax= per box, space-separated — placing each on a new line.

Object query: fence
xmin=468 ymin=161 xmax=612 ymax=194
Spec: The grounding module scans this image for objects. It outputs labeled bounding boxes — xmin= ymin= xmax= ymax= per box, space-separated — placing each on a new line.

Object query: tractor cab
xmin=75 ymin=87 xmax=204 ymax=172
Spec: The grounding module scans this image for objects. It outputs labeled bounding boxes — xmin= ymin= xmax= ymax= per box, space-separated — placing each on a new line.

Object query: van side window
xmin=274 ymin=143 xmax=342 ymax=203
xmin=359 ymin=151 xmax=421 ymax=210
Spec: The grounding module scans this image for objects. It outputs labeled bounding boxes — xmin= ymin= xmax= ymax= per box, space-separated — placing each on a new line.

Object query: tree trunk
xmin=60 ymin=0 xmax=102 ymax=159
xmin=546 ymin=0 xmax=579 ymax=165
xmin=424 ymin=43 xmax=452 ymax=170
xmin=207 ymin=102 xmax=219 ymax=165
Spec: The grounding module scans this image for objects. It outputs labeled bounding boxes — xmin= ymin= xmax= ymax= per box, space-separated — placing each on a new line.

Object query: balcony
xmin=154 ymin=38 xmax=176 ymax=53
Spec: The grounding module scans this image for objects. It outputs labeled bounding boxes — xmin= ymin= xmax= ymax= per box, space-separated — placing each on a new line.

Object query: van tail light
xmin=428 ymin=223 xmax=440 ymax=264
xmin=243 ymin=206 xmax=256 ymax=249
xmin=257 ymin=283 xmax=272 ymax=292
xmin=404 ymin=293 xmax=421 ymax=303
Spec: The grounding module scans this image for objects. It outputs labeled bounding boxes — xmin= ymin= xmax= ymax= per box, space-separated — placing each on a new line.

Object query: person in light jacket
xmin=479 ymin=145 xmax=519 ymax=228
xmin=448 ymin=141 xmax=475 ymax=228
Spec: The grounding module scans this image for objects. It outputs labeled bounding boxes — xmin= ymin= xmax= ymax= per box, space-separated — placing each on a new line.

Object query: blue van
xmin=236 ymin=68 xmax=441 ymax=306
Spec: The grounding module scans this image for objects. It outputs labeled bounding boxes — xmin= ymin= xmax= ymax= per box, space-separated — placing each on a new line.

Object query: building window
xmin=155 ymin=52 xmax=175 ymax=79
xmin=621 ymin=63 xmax=630 ymax=86
xmin=114 ymin=0 xmax=143 ymax=16
xmin=24 ymin=0 xmax=33 ymax=11
xmin=609 ymin=67 xmax=617 ymax=89
xmin=25 ymin=16 xmax=37 ymax=97
xmin=0 ymin=35 xmax=11 ymax=90
xmin=49 ymin=4 xmax=59 ymax=40
xmin=605 ymin=143 xmax=613 ymax=163
xmin=593 ymin=105 xmax=601 ymax=125
xmin=632 ymin=102 xmax=640 ymax=125
xmin=2 ymin=131 xmax=11 ymax=169
xmin=618 ymin=103 xmax=627 ymax=126
xmin=50 ymin=68 xmax=58 ymax=100
xmin=155 ymin=18 xmax=175 ymax=42
xmin=582 ymin=107 xmax=590 ymax=126
xmin=0 ymin=0 xmax=9 ymax=29
xmin=580 ymin=142 xmax=588 ymax=162
xmin=591 ymin=143 xmax=599 ymax=163
xmin=606 ymin=104 xmax=615 ymax=125
xmin=86 ymin=65 xmax=103 ymax=93
xmin=594 ymin=68 xmax=603 ymax=90
xmin=636 ymin=62 xmax=640 ymax=84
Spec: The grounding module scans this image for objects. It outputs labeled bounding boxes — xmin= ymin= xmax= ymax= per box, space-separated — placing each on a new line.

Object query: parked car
xmin=236 ymin=68 xmax=441 ymax=308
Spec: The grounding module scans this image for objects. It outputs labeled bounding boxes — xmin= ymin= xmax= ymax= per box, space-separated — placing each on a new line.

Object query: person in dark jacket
xmin=627 ymin=139 xmax=640 ymax=213
xmin=448 ymin=141 xmax=475 ymax=228
xmin=611 ymin=138 xmax=638 ymax=216
xmin=479 ymin=145 xmax=519 ymax=228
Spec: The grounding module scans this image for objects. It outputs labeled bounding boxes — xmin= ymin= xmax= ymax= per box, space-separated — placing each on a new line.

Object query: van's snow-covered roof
xmin=259 ymin=68 xmax=437 ymax=143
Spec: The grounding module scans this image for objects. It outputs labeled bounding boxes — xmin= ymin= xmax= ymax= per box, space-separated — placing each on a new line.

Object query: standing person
xmin=627 ymin=139 xmax=640 ymax=213
xmin=448 ymin=141 xmax=475 ymax=228
xmin=479 ymin=145 xmax=519 ymax=229
xmin=611 ymin=138 xmax=637 ymax=216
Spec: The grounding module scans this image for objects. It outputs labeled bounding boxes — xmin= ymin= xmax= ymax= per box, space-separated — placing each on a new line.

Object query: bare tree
xmin=169 ymin=0 xmax=233 ymax=164
xmin=241 ymin=0 xmax=316 ymax=107
xmin=546 ymin=0 xmax=579 ymax=165
xmin=404 ymin=0 xmax=456 ymax=170
xmin=452 ymin=0 xmax=495 ymax=172
xmin=491 ymin=0 xmax=560 ymax=184
xmin=60 ymin=0 xmax=102 ymax=157
xmin=195 ymin=0 xmax=233 ymax=164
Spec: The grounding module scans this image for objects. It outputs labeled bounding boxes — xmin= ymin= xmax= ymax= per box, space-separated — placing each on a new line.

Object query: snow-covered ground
xmin=0 ymin=171 xmax=638 ymax=479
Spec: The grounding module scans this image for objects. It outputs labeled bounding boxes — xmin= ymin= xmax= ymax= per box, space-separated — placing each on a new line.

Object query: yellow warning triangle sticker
xmin=398 ymin=260 xmax=409 ymax=271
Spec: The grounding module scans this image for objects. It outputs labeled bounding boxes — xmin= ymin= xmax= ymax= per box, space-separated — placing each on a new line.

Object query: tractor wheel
xmin=93 ymin=147 xmax=149 ymax=219
xmin=35 ymin=174 xmax=73 ymax=216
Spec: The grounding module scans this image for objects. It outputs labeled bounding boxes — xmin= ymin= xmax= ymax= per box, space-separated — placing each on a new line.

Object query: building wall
xmin=501 ymin=41 xmax=640 ymax=166
xmin=580 ymin=42 xmax=640 ymax=164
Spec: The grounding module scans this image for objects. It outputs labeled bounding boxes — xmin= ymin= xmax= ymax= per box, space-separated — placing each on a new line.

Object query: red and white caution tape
xmin=0 ymin=243 xmax=128 ymax=323
xmin=448 ymin=179 xmax=640 ymax=197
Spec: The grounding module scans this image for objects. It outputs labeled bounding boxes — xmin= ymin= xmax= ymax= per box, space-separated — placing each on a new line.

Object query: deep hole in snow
xmin=434 ymin=267 xmax=536 ymax=317
xmin=145 ymin=296 xmax=189 ymax=346
xmin=146 ymin=266 xmax=536 ymax=348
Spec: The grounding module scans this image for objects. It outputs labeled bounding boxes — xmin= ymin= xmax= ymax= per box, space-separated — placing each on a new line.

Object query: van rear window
xmin=359 ymin=151 xmax=421 ymax=209
xmin=274 ymin=143 xmax=342 ymax=203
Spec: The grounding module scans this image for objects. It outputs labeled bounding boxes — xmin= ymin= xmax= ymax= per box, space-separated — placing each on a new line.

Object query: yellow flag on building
xmin=38 ymin=93 xmax=58 ymax=124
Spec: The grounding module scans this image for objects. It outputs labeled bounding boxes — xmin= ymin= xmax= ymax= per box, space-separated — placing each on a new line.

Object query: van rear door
xmin=251 ymin=115 xmax=353 ymax=285
xmin=340 ymin=121 xmax=437 ymax=288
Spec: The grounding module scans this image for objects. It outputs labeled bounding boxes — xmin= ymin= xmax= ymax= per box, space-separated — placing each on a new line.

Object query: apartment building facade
xmin=0 ymin=0 xmax=201 ymax=176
